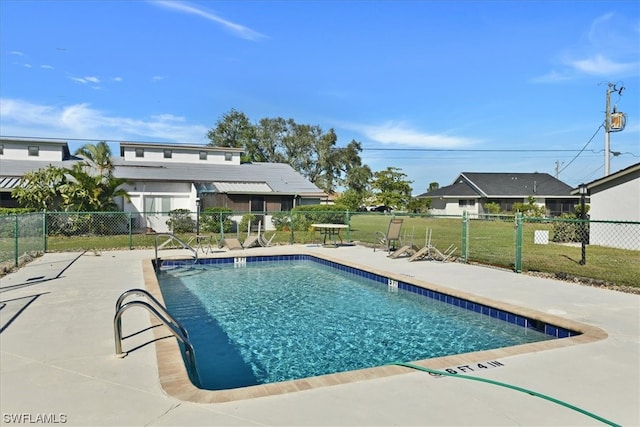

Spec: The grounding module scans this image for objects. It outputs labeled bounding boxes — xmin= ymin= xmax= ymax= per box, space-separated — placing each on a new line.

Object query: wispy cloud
xmin=69 ymin=76 xmax=101 ymax=84
xmin=341 ymin=121 xmax=478 ymax=148
xmin=533 ymin=12 xmax=639 ymax=82
xmin=149 ymin=0 xmax=266 ymax=41
xmin=40 ymin=65 xmax=54 ymax=70
xmin=152 ymin=75 xmax=166 ymax=82
xmin=10 ymin=51 xmax=24 ymax=56
xmin=0 ymin=98 xmax=209 ymax=143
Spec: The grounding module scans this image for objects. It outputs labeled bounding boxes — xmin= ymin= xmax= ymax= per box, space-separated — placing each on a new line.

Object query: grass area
xmin=2 ymin=213 xmax=638 ymax=288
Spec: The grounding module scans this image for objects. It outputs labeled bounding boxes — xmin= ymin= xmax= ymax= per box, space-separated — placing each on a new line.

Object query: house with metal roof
xmin=417 ymin=172 xmax=580 ymax=217
xmin=0 ymin=138 xmax=327 ymax=231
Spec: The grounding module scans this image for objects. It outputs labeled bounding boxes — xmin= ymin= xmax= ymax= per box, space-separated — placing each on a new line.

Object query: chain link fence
xmin=0 ymin=213 xmax=45 ymax=271
xmin=1 ymin=210 xmax=638 ymax=287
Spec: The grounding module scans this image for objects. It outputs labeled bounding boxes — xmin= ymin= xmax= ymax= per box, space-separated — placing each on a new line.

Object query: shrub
xmin=166 ymin=209 xmax=195 ymax=233
xmin=239 ymin=214 xmax=256 ymax=232
xmin=200 ymin=207 xmax=233 ymax=233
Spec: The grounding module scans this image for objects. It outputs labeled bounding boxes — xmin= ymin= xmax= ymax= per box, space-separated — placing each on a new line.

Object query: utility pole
xmin=604 ymin=83 xmax=613 ymax=176
xmin=604 ymin=82 xmax=626 ymax=177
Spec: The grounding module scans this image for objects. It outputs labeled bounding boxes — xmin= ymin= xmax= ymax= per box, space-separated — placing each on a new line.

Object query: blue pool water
xmin=157 ymin=257 xmax=557 ymax=391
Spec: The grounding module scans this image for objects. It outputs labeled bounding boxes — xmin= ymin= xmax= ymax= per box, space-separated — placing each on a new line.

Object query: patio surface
xmin=1 ymin=244 xmax=638 ymax=426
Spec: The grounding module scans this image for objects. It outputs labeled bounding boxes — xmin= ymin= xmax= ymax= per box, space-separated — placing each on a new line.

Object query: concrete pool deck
xmin=1 ymin=245 xmax=638 ymax=426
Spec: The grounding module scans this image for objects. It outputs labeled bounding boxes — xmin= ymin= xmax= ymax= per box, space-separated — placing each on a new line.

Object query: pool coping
xmin=142 ymin=249 xmax=608 ymax=404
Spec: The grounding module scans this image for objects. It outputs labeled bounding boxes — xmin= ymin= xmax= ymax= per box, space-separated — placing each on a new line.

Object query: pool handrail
xmin=114 ymin=288 xmax=188 ymax=339
xmin=154 ymin=233 xmax=198 ymax=271
xmin=113 ymin=289 xmax=198 ymax=382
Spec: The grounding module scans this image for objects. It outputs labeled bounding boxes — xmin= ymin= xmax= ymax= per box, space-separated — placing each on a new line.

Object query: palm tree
xmin=75 ymin=141 xmax=114 ymax=180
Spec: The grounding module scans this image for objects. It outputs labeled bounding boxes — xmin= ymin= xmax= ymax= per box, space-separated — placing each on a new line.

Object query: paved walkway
xmin=1 ymin=245 xmax=638 ymax=426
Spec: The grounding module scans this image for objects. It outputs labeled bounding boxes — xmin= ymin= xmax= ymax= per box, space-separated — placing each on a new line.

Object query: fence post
xmin=514 ymin=212 xmax=523 ymax=273
xmin=128 ymin=212 xmax=133 ymax=250
xmin=14 ymin=214 xmax=19 ymax=267
xmin=461 ymin=211 xmax=468 ymax=263
xmin=43 ymin=211 xmax=48 ymax=253
xmin=289 ymin=211 xmax=294 ymax=244
xmin=346 ymin=210 xmax=350 ymax=242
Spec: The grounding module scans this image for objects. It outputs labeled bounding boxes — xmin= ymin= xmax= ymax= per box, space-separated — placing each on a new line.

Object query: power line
xmin=361 ymin=148 xmax=587 ymax=152
xmin=556 ymin=124 xmax=604 ymax=176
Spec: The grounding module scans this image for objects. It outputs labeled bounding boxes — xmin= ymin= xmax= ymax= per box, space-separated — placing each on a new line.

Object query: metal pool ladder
xmin=154 ymin=233 xmax=198 ymax=271
xmin=113 ymin=289 xmax=198 ymax=376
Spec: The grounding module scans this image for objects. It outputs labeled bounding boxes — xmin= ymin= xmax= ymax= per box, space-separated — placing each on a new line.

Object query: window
xmin=199 ymin=151 xmax=207 ymax=160
xmin=281 ymin=197 xmax=293 ymax=211
xmin=28 ymin=146 xmax=39 ymax=156
xmin=458 ymin=199 xmax=476 ymax=207
xmin=135 ymin=148 xmax=144 ymax=158
xmin=224 ymin=152 xmax=233 ymax=161
xmin=144 ymin=196 xmax=172 ymax=214
xmin=0 ymin=145 xmax=3 ymax=155
xmin=163 ymin=149 xmax=172 ymax=159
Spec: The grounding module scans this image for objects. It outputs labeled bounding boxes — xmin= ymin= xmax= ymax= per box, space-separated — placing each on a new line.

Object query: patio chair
xmin=221 ymin=237 xmax=244 ymax=250
xmin=408 ymin=229 xmax=457 ymax=262
xmin=257 ymin=221 xmax=276 ymax=247
xmin=242 ymin=222 xmax=260 ymax=249
xmin=388 ymin=226 xmax=418 ymax=258
xmin=374 ymin=218 xmax=404 ymax=252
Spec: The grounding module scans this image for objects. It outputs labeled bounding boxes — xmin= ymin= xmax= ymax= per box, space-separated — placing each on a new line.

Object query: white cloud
xmin=0 ymin=98 xmax=209 ymax=143
xmin=152 ymin=75 xmax=166 ymax=82
xmin=23 ymin=63 xmax=32 ymax=68
xmin=85 ymin=76 xmax=100 ymax=84
xmin=112 ymin=77 xmax=123 ymax=82
xmin=10 ymin=51 xmax=24 ymax=56
xmin=534 ymin=12 xmax=639 ymax=82
xmin=569 ymin=54 xmax=636 ymax=76
xmin=149 ymin=0 xmax=266 ymax=41
xmin=342 ymin=121 xmax=477 ymax=148
xmin=40 ymin=65 xmax=54 ymax=70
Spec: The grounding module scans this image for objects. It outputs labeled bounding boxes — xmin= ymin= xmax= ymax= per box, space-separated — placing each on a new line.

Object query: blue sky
xmin=1 ymin=0 xmax=638 ymax=193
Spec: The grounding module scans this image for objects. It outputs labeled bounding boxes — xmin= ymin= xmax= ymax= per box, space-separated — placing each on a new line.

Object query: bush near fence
xmin=1 ymin=210 xmax=638 ymax=288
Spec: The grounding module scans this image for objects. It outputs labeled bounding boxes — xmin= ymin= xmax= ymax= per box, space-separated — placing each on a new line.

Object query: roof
xmin=119 ymin=142 xmax=244 ymax=153
xmin=0 ymin=158 xmax=326 ymax=197
xmin=570 ymin=163 xmax=640 ymax=195
xmin=418 ymin=172 xmax=577 ymax=198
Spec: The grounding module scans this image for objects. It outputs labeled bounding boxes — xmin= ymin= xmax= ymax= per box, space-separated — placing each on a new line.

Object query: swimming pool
xmin=157 ymin=255 xmax=575 ymax=391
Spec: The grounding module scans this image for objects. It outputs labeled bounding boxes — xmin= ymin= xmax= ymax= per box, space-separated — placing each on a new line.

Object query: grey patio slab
xmin=0 ymin=246 xmax=638 ymax=426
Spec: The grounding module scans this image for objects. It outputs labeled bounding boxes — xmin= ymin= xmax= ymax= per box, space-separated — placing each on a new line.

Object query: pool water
xmin=158 ymin=259 xmax=553 ymax=390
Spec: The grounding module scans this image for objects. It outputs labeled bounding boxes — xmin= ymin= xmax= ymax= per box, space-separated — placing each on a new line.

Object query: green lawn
xmin=2 ymin=213 xmax=638 ymax=288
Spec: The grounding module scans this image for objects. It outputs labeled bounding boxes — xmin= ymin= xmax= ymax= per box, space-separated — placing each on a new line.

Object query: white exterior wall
xmin=588 ymin=174 xmax=640 ymax=250
xmin=121 ymin=181 xmax=197 ymax=233
xmin=121 ymin=146 xmax=241 ymax=165
xmin=0 ymin=142 xmax=65 ymax=161
xmin=428 ymin=199 xmax=479 ymax=217
xmin=589 ymin=178 xmax=640 ymax=222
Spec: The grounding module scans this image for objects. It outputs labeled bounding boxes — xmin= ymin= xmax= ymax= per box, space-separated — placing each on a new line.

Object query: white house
xmin=0 ymin=138 xmax=327 ymax=232
xmin=418 ymin=172 xmax=580 ymax=217
xmin=572 ymin=163 xmax=640 ymax=250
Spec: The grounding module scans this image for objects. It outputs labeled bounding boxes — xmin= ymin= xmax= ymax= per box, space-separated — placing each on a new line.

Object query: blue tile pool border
xmin=159 ymin=254 xmax=580 ymax=339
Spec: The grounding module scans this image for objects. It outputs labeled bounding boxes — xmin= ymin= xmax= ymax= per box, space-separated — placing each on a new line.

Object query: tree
xmin=206 ymin=110 xmax=367 ymax=194
xmin=63 ymin=163 xmax=130 ymax=211
xmin=12 ymin=143 xmax=130 ymax=212
xmin=206 ymin=109 xmax=255 ymax=162
xmin=371 ymin=167 xmax=413 ymax=210
xmin=11 ymin=166 xmax=68 ymax=210
xmin=75 ymin=141 xmax=114 ymax=180
xmin=406 ymin=197 xmax=431 ymax=213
